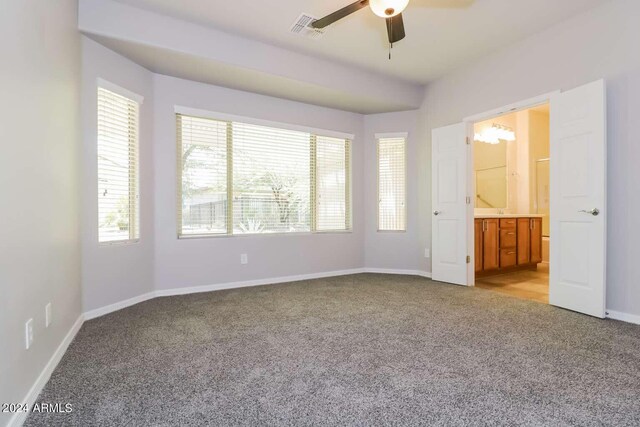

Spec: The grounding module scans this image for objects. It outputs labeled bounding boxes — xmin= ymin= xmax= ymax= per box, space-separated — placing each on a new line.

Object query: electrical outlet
xmin=424 ymin=248 xmax=430 ymax=258
xmin=240 ymin=254 xmax=248 ymax=265
xmin=45 ymin=303 xmax=52 ymax=327
xmin=25 ymin=319 xmax=34 ymax=350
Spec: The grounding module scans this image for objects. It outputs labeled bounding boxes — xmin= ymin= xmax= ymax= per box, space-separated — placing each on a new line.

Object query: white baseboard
xmin=607 ymin=310 xmax=640 ymax=325
xmin=363 ymin=268 xmax=432 ymax=278
xmin=7 ymin=315 xmax=84 ymax=427
xmin=84 ymin=291 xmax=156 ymax=321
xmin=87 ymin=268 xmax=433 ymax=318
xmin=155 ymin=268 xmax=367 ymax=297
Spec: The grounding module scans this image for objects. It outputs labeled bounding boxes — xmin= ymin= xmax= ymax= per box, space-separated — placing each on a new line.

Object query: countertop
xmin=474 ymin=214 xmax=546 ymax=219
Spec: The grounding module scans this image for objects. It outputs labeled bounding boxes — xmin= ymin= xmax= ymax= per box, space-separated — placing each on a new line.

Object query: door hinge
xmin=466 ymin=255 xmax=471 ymax=264
xmin=466 ymin=136 xmax=471 ymax=145
xmin=466 ymin=196 xmax=471 ymax=205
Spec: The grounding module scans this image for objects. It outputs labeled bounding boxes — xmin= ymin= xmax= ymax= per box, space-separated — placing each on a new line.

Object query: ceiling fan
xmin=311 ymin=0 xmax=472 ymax=56
xmin=312 ymin=0 xmax=410 ymax=46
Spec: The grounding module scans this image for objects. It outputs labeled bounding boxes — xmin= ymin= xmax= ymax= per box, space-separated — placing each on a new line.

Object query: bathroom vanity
xmin=474 ymin=215 xmax=544 ymax=277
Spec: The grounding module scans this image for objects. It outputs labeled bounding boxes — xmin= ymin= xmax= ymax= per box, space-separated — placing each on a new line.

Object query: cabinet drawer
xmin=499 ymin=218 xmax=517 ymax=229
xmin=500 ymin=229 xmax=517 ymax=248
xmin=500 ymin=249 xmax=517 ymax=268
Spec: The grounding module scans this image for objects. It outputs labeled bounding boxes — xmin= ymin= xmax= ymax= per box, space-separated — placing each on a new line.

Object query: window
xmin=177 ymin=115 xmax=229 ymax=236
xmin=97 ymin=87 xmax=140 ymax=243
xmin=233 ymin=122 xmax=311 ymax=234
xmin=177 ymin=113 xmax=351 ymax=236
xmin=314 ymin=135 xmax=351 ymax=231
xmin=377 ymin=135 xmax=406 ymax=231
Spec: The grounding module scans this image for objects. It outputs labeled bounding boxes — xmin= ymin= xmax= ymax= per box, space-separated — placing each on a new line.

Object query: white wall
xmin=153 ymin=75 xmax=366 ymax=291
xmin=0 ymin=0 xmax=82 ymax=424
xmin=363 ymin=111 xmax=424 ymax=271
xmin=420 ymin=0 xmax=640 ymax=317
xmin=81 ymin=37 xmax=155 ymax=312
xmin=78 ymin=0 xmax=423 ymax=114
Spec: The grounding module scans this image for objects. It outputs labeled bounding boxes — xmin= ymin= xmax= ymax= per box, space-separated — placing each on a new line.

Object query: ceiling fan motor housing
xmin=369 ymin=0 xmax=409 ymax=18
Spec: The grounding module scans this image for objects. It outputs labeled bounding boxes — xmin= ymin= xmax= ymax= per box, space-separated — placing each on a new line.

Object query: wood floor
xmin=475 ymin=264 xmax=549 ymax=303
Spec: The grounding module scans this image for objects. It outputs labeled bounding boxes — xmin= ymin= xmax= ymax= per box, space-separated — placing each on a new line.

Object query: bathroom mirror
xmin=474 ymin=140 xmax=508 ymax=209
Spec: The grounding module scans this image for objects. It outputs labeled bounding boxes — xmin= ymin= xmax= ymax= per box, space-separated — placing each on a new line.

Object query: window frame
xmin=376 ymin=132 xmax=408 ymax=233
xmin=96 ymin=79 xmax=143 ymax=245
xmin=175 ymin=107 xmax=353 ymax=239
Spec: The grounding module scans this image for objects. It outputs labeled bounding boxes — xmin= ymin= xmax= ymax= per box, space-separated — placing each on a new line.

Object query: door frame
xmin=462 ymin=91 xmax=560 ymax=286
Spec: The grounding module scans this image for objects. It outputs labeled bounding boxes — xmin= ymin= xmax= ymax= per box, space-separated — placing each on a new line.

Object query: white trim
xmin=174 ymin=106 xmax=355 ymax=141
xmin=374 ymin=132 xmax=409 ymax=139
xmin=82 ymin=269 xmax=435 ymax=319
xmin=155 ymin=268 xmax=366 ymax=297
xmin=462 ymin=91 xmax=558 ymax=123
xmin=155 ymin=268 xmax=432 ymax=299
xmin=97 ymin=78 xmax=144 ymax=104
xmin=84 ymin=292 xmax=156 ymax=320
xmin=7 ymin=315 xmax=84 ymax=427
xmin=607 ymin=310 xmax=640 ymax=326
xmin=364 ymin=268 xmax=432 ymax=278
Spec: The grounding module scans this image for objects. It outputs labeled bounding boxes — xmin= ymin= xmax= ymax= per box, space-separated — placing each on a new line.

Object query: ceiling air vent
xmin=290 ymin=13 xmax=325 ymax=39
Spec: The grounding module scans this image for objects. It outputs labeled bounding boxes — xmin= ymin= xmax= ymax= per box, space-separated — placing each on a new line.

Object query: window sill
xmin=99 ymin=239 xmax=140 ymax=246
xmin=177 ymin=230 xmax=353 ymax=240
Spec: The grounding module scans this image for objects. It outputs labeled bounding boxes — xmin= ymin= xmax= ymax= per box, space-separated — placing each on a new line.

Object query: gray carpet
xmin=25 ymin=274 xmax=640 ymax=426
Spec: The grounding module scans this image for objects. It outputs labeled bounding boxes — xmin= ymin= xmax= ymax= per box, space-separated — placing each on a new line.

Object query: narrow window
xmin=315 ymin=136 xmax=351 ymax=231
xmin=377 ymin=136 xmax=406 ymax=231
xmin=97 ymin=87 xmax=140 ymax=243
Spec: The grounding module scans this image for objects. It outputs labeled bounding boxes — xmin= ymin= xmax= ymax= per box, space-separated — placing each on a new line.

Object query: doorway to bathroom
xmin=431 ymin=80 xmax=607 ymax=317
xmin=472 ymin=104 xmax=550 ymax=304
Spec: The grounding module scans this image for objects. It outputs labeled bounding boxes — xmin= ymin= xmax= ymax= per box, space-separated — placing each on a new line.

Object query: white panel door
xmin=432 ymin=123 xmax=468 ymax=285
xmin=550 ymin=79 xmax=607 ymax=318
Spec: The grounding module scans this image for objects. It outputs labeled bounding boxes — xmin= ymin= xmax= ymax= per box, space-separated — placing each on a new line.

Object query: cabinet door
xmin=474 ymin=220 xmax=483 ymax=273
xmin=530 ymin=218 xmax=543 ymax=264
xmin=500 ymin=249 xmax=517 ymax=268
xmin=483 ymin=219 xmax=499 ymax=270
xmin=517 ymin=218 xmax=531 ymax=265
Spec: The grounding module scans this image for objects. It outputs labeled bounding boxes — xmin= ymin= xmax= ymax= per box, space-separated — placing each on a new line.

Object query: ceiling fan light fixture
xmin=369 ymin=0 xmax=410 ymax=18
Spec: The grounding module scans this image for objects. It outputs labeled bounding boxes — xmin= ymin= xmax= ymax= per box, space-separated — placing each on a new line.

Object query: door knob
xmin=579 ymin=208 xmax=600 ymax=216
xmin=433 ymin=210 xmax=442 ymax=216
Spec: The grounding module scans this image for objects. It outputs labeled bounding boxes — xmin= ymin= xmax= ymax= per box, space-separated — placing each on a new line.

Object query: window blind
xmin=232 ymin=122 xmax=311 ymax=234
xmin=378 ymin=136 xmax=406 ymax=231
xmin=315 ymin=135 xmax=351 ymax=231
xmin=176 ymin=113 xmax=351 ymax=236
xmin=177 ymin=115 xmax=230 ymax=236
xmin=97 ymin=87 xmax=139 ymax=243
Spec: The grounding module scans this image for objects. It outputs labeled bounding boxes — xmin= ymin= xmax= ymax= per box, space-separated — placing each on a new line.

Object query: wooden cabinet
xmin=499 ymin=219 xmax=517 ymax=268
xmin=475 ymin=216 xmax=543 ymax=277
xmin=482 ymin=219 xmax=499 ymax=271
xmin=530 ymin=218 xmax=543 ymax=264
xmin=517 ymin=218 xmax=531 ymax=265
xmin=474 ymin=220 xmax=483 ymax=273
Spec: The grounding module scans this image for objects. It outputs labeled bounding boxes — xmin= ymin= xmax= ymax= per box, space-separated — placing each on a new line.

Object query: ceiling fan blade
xmin=386 ymin=13 xmax=406 ymax=44
xmin=311 ymin=0 xmax=369 ymax=29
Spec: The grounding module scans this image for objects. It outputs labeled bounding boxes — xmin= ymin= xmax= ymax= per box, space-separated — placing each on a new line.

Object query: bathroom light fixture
xmin=369 ymin=0 xmax=410 ymax=18
xmin=474 ymin=124 xmax=516 ymax=144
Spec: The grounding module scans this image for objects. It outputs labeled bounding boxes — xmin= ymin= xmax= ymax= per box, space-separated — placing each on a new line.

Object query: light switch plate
xmin=424 ymin=248 xmax=430 ymax=258
xmin=240 ymin=254 xmax=248 ymax=265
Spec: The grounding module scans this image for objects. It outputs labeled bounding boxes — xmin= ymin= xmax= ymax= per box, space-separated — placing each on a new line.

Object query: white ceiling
xmin=112 ymin=0 xmax=609 ymax=84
